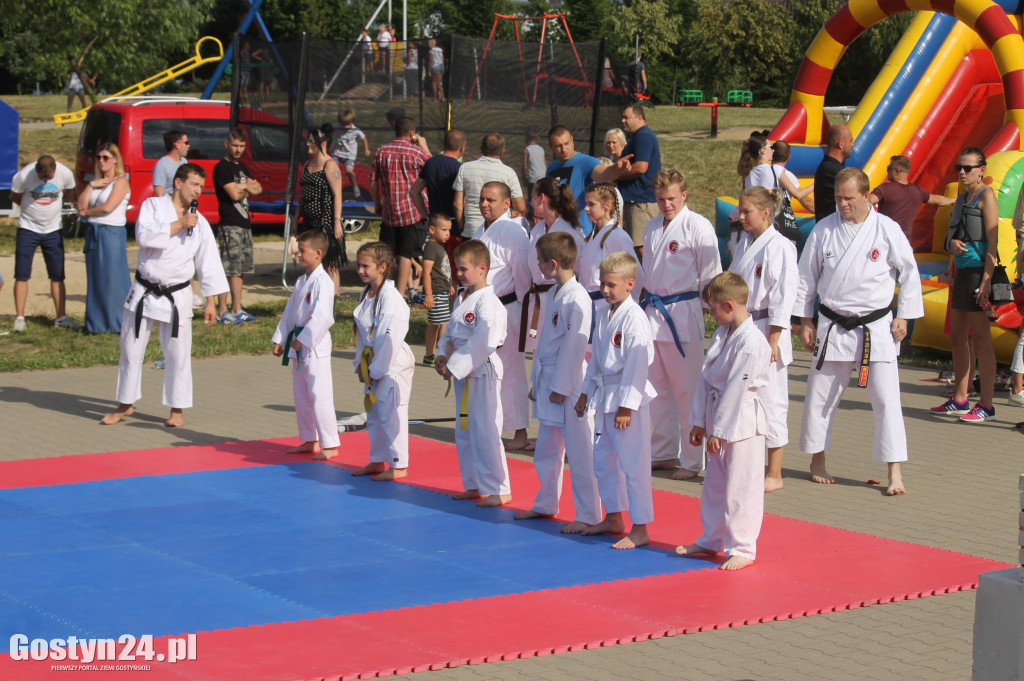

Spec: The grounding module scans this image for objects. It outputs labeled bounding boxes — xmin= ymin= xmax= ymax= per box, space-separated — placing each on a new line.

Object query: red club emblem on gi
xmin=305 ymin=292 xmax=311 ymax=303
xmin=667 ymin=240 xmax=680 ymax=253
xmin=612 ymin=332 xmax=623 ymax=347
xmin=552 ymin=312 xmax=559 ymax=327
xmin=464 ymin=312 xmax=476 ymax=324
xmin=754 ymin=265 xmax=763 ymax=278
xmin=869 ymin=248 xmax=880 ymax=262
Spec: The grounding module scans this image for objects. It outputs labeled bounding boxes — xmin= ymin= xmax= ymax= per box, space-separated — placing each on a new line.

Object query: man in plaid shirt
xmin=371 ymin=117 xmax=432 ymax=295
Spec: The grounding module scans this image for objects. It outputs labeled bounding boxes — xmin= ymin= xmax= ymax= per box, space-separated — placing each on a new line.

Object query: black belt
xmin=497 ymin=291 xmax=518 ymax=306
xmin=519 ymin=282 xmax=554 ymax=352
xmin=816 ymin=304 xmax=891 ymax=387
xmin=750 ymin=308 xmax=769 ymax=322
xmin=134 ymin=272 xmax=191 ymax=339
xmin=587 ymin=290 xmax=603 ymax=301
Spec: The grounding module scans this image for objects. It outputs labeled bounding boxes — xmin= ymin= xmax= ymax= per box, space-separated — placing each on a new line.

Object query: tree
xmin=563 ymin=0 xmax=616 ymax=43
xmin=612 ymin=0 xmax=683 ymax=65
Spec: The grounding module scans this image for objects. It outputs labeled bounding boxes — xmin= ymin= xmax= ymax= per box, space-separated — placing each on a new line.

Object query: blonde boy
xmin=272 ymin=230 xmax=340 ymax=460
xmin=435 ymin=240 xmax=512 ymax=507
xmin=575 ymin=252 xmax=656 ymax=549
xmin=516 ymin=232 xmax=601 ymax=532
xmin=333 ymin=109 xmax=371 ymax=199
xmin=677 ymin=272 xmax=772 ymax=570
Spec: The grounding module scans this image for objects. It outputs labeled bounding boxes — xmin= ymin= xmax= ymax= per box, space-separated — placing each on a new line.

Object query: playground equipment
xmin=675 ymin=90 xmax=753 ymax=138
xmin=716 ymin=0 xmax=1024 ymax=360
xmin=53 ymin=37 xmax=224 ymax=127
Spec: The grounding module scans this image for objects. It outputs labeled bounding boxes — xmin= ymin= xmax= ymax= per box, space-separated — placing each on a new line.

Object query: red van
xmin=75 ymin=96 xmax=371 ymax=227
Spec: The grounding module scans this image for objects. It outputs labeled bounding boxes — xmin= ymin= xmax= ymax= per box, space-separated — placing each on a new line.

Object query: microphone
xmin=187 ymin=199 xmax=198 ymax=236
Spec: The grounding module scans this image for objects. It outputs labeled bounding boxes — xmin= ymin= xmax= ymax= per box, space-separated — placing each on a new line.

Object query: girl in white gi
xmin=515 ymin=232 xmax=601 ymax=533
xmin=101 ymin=164 xmax=228 ymax=428
xmin=578 ymin=183 xmax=645 ymax=301
xmin=271 ymin=230 xmax=339 ymax=460
xmin=521 ymin=177 xmax=585 ymax=352
xmin=642 ymin=169 xmax=722 ymax=480
xmin=574 ymin=252 xmax=657 ymax=549
xmin=677 ymin=272 xmax=772 ymax=571
xmin=729 ymin=186 xmax=799 ymax=492
xmin=435 ymin=240 xmax=513 ymax=507
xmin=350 ymin=241 xmax=415 ymax=480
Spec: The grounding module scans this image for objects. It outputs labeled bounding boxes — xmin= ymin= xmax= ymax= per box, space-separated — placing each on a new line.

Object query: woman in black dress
xmin=298 ymin=124 xmax=345 ymax=286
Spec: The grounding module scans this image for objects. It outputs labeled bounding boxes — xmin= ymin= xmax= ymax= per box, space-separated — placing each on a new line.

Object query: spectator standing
xmin=213 ymin=127 xmax=263 ymax=324
xmin=629 ymin=52 xmax=647 ymax=98
xmin=153 ymin=130 xmax=189 ymax=197
xmin=10 ymin=156 xmax=80 ymax=332
xmin=617 ymin=105 xmax=661 ymax=256
xmin=371 ymin=117 xmax=432 ymax=297
xmin=522 ymin=128 xmax=546 ymax=200
xmin=813 ymin=124 xmax=853 ymax=223
xmin=453 ymin=133 xmax=527 ymax=238
xmin=377 ymin=25 xmax=392 ymax=73
xmin=76 ymin=143 xmax=131 ymax=334
xmin=298 ymin=125 xmax=345 ymax=287
xmin=428 ymin=39 xmax=445 ymax=102
xmin=410 ymin=128 xmax=465 ymax=222
xmin=385 ymin=107 xmax=430 ymax=154
xmin=359 ymin=29 xmax=373 ymax=73
xmin=605 ymin=128 xmax=627 ymax=162
xmin=869 ymin=155 xmax=953 ymax=239
xmin=404 ymin=42 xmax=420 ymax=102
xmin=545 ymin=126 xmax=623 ymax=235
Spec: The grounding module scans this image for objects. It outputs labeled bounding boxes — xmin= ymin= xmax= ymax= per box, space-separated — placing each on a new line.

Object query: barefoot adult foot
xmin=372 ymin=468 xmax=407 ymax=481
xmin=505 ymin=439 xmax=534 ymax=452
xmin=764 ymin=476 xmax=784 ymax=493
xmin=671 ymin=468 xmax=699 ymax=481
xmin=452 ymin=489 xmax=481 ymax=500
xmin=164 ymin=409 xmax=185 ymax=428
xmin=581 ymin=514 xmax=626 ymax=536
xmin=314 ymin=448 xmax=338 ymax=460
xmin=721 ymin=555 xmax=754 ymax=571
xmin=286 ymin=442 xmax=320 ymax=455
xmin=560 ymin=520 xmax=592 ymax=534
xmin=886 ymin=462 xmax=905 ymax=495
xmin=352 ymin=462 xmax=387 ymax=476
xmin=100 ymin=405 xmax=134 ymax=425
xmin=477 ymin=494 xmax=512 ymax=507
xmin=514 ymin=509 xmax=554 ymax=520
xmin=611 ymin=524 xmax=649 ymax=550
xmin=809 ymin=453 xmax=834 ymax=484
xmin=651 ymin=460 xmax=677 ymax=471
xmin=675 ymin=543 xmax=715 ymax=557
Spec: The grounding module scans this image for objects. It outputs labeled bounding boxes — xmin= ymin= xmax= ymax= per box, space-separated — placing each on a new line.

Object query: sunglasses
xmin=954 ymin=163 xmax=982 ymax=172
xmin=176 ymin=140 xmax=191 ymax=146
xmin=96 ymin=154 xmax=114 ymax=160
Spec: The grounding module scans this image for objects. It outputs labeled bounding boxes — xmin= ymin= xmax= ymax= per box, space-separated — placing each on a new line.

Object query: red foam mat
xmin=0 ymin=435 xmax=1011 ymax=681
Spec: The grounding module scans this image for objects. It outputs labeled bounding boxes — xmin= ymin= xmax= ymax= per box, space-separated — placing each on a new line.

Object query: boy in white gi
xmin=729 ymin=186 xmax=799 ymax=492
xmin=272 ymin=230 xmax=339 ymax=461
xmin=101 ymin=164 xmax=228 ymax=428
xmin=642 ymin=169 xmax=722 ymax=480
xmin=796 ymin=168 xmax=923 ymax=496
xmin=476 ymin=181 xmax=533 ymax=452
xmin=575 ymin=252 xmax=656 ymax=549
xmin=351 ymin=241 xmax=415 ymax=480
xmin=676 ymin=272 xmax=772 ymax=571
xmin=435 ymin=239 xmax=513 ymax=507
xmin=515 ymin=232 xmax=601 ymax=533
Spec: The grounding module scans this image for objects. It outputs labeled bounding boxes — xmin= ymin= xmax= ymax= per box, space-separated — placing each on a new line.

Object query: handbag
xmin=771 ymin=165 xmax=801 ymax=243
xmin=966 ymin=240 xmax=1014 ymax=304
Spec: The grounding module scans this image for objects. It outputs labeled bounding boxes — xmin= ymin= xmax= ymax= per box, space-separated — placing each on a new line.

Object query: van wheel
xmin=342 ymin=218 xmax=367 ymax=234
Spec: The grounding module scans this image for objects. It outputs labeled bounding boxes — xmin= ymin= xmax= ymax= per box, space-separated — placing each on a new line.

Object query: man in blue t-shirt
xmin=617 ymin=105 xmax=661 ymax=255
xmin=545 ymin=126 xmax=621 ymax=235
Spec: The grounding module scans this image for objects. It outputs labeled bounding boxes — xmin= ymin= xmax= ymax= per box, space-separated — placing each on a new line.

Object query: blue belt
xmin=639 ymin=290 xmax=699 ymax=356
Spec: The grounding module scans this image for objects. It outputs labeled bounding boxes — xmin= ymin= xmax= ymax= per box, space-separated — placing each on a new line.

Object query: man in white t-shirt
xmin=10 ymin=156 xmax=80 ymax=332
xmin=453 ymin=133 xmax=526 ymax=238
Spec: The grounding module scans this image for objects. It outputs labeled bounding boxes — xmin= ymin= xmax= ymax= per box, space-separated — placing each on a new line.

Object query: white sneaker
xmin=1008 ymin=391 xmax=1024 ymax=407
xmin=54 ymin=316 xmax=84 ymax=331
xmin=12 ymin=316 xmax=26 ymax=333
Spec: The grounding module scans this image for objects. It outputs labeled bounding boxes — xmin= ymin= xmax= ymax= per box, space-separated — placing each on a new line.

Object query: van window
xmin=245 ymin=123 xmax=292 ymax=164
xmin=79 ymin=110 xmax=122 ymax=154
xmin=142 ymin=120 xmax=229 ymax=161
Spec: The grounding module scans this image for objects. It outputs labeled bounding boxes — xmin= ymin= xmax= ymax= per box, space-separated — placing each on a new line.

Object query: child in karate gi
xmin=642 ymin=169 xmax=722 ymax=480
xmin=574 ymin=252 xmax=656 ymax=549
xmin=578 ymin=183 xmax=644 ymax=300
xmin=435 ymin=239 xmax=513 ymax=507
xmin=515 ymin=232 xmax=601 ymax=532
xmin=677 ymin=272 xmax=772 ymax=571
xmin=351 ymin=241 xmax=415 ymax=480
xmin=272 ymin=230 xmax=340 ymax=460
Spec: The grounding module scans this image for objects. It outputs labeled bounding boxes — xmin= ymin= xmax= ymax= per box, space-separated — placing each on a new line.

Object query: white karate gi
xmin=795 ymin=210 xmax=923 ymax=463
xmin=729 ymin=226 xmax=798 ymax=448
xmin=689 ymin=318 xmax=772 ymax=560
xmin=438 ymin=286 xmax=512 ymax=496
xmin=271 ymin=264 xmax=339 ymax=449
xmin=642 ymin=206 xmax=722 ymax=470
xmin=116 ymin=196 xmax=228 ymax=409
xmin=478 ymin=213 xmax=532 ymax=432
xmin=352 ymin=280 xmax=415 ymax=469
xmin=577 ymin=220 xmax=646 ymax=298
xmin=528 ymin=276 xmax=601 ymax=524
xmin=522 ymin=217 xmax=584 ymax=351
xmin=582 ymin=296 xmax=657 ymax=525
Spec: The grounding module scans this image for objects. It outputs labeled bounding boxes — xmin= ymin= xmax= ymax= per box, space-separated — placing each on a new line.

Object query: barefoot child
xmin=422 ymin=214 xmax=455 ymax=366
xmin=676 ymin=272 xmax=771 ymax=571
xmin=575 ymin=252 xmax=656 ymax=549
xmin=515 ymin=232 xmax=601 ymax=533
xmin=351 ymin=241 xmax=415 ymax=480
xmin=435 ymin=239 xmax=513 ymax=507
xmin=272 ymin=230 xmax=340 ymax=460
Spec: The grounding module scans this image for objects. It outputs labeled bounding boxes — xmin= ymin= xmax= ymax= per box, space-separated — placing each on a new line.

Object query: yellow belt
xmin=444 ymin=378 xmax=469 ymax=429
xmin=359 ymin=347 xmax=379 ymax=412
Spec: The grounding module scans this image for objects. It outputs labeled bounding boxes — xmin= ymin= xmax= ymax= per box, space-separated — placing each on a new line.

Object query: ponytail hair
xmin=744 ymin=133 xmax=770 ymax=165
xmin=307 ymin=123 xmax=335 ymax=154
xmin=535 ymin=176 xmax=581 ymax=230
xmin=739 ymin=185 xmax=783 ymax=220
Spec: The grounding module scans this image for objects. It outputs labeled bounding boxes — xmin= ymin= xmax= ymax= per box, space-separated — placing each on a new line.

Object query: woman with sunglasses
xmin=77 ymin=143 xmax=131 ymax=333
xmin=930 ymin=147 xmax=999 ymax=422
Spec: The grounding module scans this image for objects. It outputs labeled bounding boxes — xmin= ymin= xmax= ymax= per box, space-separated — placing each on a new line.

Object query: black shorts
xmin=951 ymin=267 xmax=985 ymax=312
xmin=384 ymin=221 xmax=427 ymax=260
